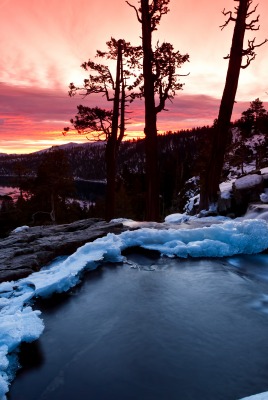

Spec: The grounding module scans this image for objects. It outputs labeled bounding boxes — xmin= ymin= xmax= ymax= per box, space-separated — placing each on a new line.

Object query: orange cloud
xmin=1 ymin=0 xmax=268 ymax=153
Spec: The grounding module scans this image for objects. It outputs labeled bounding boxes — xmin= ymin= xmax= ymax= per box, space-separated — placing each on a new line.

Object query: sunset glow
xmin=0 ymin=0 xmax=268 ymax=154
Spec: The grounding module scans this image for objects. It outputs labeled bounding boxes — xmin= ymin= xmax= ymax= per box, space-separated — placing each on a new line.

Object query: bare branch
xmin=220 ymin=8 xmax=236 ymax=30
xmin=241 ymin=37 xmax=268 ymax=68
xmin=246 ymin=13 xmax=260 ymax=30
xmin=245 ymin=2 xmax=261 ymax=30
xmin=241 ymin=54 xmax=256 ymax=69
xmin=246 ymin=20 xmax=260 ymax=30
xmin=246 ymin=1 xmax=258 ymax=17
xmin=126 ymin=1 xmax=142 ymax=23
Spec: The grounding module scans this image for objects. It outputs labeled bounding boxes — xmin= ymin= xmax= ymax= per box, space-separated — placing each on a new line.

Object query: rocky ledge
xmin=0 ymin=218 xmax=128 ymax=283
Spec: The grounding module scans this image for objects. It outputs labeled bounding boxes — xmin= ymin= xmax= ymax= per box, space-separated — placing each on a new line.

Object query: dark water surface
xmin=8 ymin=253 xmax=268 ymax=400
xmin=0 ymin=177 xmax=106 ymax=202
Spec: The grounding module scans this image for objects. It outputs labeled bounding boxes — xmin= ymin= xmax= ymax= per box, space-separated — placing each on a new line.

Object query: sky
xmin=0 ymin=0 xmax=268 ymax=154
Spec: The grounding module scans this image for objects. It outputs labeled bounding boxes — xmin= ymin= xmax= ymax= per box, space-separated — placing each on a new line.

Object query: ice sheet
xmin=240 ymin=392 xmax=268 ymax=400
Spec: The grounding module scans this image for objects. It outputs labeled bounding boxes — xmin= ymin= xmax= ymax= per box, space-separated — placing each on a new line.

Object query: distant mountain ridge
xmin=0 ymin=141 xmax=109 ymax=180
xmin=1 ymin=129 xmax=268 ymax=204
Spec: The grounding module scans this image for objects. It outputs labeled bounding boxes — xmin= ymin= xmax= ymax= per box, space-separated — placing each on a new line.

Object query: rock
xmin=234 ymin=174 xmax=263 ymax=191
xmin=232 ymin=174 xmax=264 ymax=216
xmin=0 ymin=218 xmax=128 ymax=283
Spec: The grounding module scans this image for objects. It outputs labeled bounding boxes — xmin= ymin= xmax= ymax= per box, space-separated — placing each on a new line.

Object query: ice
xmin=0 ymin=302 xmax=44 ymax=400
xmin=240 ymin=392 xmax=268 ymax=399
xmin=0 ymin=279 xmax=44 ymax=399
xmin=1 ymin=217 xmax=268 ymax=398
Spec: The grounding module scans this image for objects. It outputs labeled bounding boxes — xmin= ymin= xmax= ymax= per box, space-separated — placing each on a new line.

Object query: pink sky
xmin=0 ymin=0 xmax=268 ymax=154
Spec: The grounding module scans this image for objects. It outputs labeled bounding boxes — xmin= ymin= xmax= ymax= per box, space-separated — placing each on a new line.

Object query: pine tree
xmin=127 ymin=0 xmax=189 ymax=221
xmin=199 ymin=0 xmax=267 ymax=212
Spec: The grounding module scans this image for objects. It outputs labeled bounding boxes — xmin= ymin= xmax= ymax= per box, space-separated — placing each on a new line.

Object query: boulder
xmin=0 ymin=218 xmax=128 ymax=283
xmin=232 ymin=174 xmax=264 ymax=216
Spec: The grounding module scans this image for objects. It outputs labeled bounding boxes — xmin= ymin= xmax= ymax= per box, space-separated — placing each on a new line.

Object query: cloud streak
xmin=1 ymin=82 xmax=263 ymax=153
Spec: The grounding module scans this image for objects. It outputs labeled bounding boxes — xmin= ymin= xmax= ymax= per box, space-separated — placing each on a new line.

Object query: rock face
xmin=0 ymin=218 xmax=127 ymax=283
xmin=232 ymin=173 xmax=264 ymax=216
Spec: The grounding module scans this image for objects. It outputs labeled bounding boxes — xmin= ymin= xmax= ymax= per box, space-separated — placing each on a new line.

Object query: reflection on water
xmin=8 ymin=254 xmax=268 ymax=400
xmin=227 ymin=254 xmax=268 ymax=282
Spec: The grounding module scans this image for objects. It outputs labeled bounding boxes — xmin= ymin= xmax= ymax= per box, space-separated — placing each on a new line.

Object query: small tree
xmin=238 ymin=98 xmax=268 ymax=136
xmin=65 ymin=38 xmax=142 ymax=221
xmin=127 ymin=0 xmax=189 ymax=221
xmin=199 ymin=0 xmax=267 ymax=212
xmin=227 ymin=135 xmax=252 ymax=175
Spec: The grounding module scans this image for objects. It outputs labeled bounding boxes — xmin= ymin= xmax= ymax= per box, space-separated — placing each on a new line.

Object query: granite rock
xmin=0 ymin=218 xmax=127 ymax=283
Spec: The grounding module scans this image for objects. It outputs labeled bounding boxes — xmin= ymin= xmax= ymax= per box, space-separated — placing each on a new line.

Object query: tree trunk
xmin=199 ymin=0 xmax=248 ymax=211
xmin=141 ymin=0 xmax=159 ymax=221
xmin=50 ymin=193 xmax=56 ymax=223
xmin=105 ymin=40 xmax=123 ymax=221
xmin=105 ymin=138 xmax=117 ymax=221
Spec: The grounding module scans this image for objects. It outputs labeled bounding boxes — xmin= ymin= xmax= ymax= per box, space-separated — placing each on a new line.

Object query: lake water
xmin=0 ymin=177 xmax=22 ymax=202
xmin=0 ymin=177 xmax=106 ymax=204
xmin=8 ymin=252 xmax=268 ymax=400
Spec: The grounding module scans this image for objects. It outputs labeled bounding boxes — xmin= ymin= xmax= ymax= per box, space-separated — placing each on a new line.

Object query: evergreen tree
xmin=127 ymin=0 xmax=189 ymax=221
xmin=238 ymin=98 xmax=268 ymax=136
xmin=30 ymin=149 xmax=75 ymax=223
xmin=65 ymin=38 xmax=142 ymax=221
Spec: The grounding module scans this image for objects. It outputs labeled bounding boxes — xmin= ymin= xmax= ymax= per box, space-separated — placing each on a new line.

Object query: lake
xmin=0 ymin=176 xmax=106 ymax=204
xmin=8 ymin=252 xmax=268 ymax=400
xmin=0 ymin=176 xmax=22 ymax=202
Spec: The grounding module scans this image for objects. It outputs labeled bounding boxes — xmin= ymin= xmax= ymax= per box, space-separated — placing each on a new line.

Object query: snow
xmin=184 ymin=193 xmax=199 ymax=213
xmin=240 ymin=392 xmax=268 ymax=400
xmin=260 ymin=189 xmax=268 ymax=203
xmin=0 ymin=281 xmax=44 ymax=399
xmin=261 ymin=167 xmax=268 ymax=174
xmin=220 ymin=179 xmax=234 ymax=199
xmin=164 ymin=213 xmax=190 ymax=223
xmin=10 ymin=226 xmax=29 ymax=234
xmin=2 ymin=217 xmax=268 ymax=398
xmin=234 ymin=174 xmax=263 ymax=190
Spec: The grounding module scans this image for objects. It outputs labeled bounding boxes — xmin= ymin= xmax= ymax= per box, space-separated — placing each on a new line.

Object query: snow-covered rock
xmin=164 ymin=213 xmax=190 ymax=224
xmin=0 ymin=219 xmax=127 ymax=283
xmin=11 ymin=226 xmax=29 ymax=234
xmin=234 ymin=174 xmax=263 ymax=190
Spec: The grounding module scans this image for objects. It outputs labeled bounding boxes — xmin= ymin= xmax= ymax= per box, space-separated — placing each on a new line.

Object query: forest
xmin=1 ymin=0 xmax=267 ymax=236
xmin=1 ymin=97 xmax=268 ymax=237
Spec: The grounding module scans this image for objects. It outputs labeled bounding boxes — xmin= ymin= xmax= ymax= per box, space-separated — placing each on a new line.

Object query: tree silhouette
xmin=65 ymin=38 xmax=142 ymax=220
xmin=127 ymin=0 xmax=189 ymax=221
xmin=31 ymin=149 xmax=75 ymax=224
xmin=199 ymin=0 xmax=267 ymax=212
xmin=238 ymin=98 xmax=268 ymax=136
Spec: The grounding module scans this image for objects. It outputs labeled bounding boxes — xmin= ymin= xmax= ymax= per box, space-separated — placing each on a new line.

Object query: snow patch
xmin=260 ymin=190 xmax=268 ymax=203
xmin=164 ymin=213 xmax=190 ymax=224
xmin=234 ymin=174 xmax=263 ymax=190
xmin=220 ymin=179 xmax=234 ymax=200
xmin=11 ymin=226 xmax=29 ymax=234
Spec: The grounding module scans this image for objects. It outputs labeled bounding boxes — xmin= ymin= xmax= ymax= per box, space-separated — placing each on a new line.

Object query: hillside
xmin=0 ymin=124 xmax=268 ymax=223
